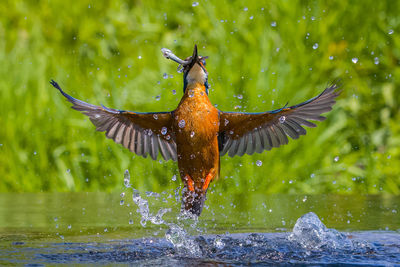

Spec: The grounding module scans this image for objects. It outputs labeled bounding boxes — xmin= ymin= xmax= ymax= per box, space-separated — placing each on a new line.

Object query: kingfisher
xmin=51 ymin=45 xmax=341 ymax=216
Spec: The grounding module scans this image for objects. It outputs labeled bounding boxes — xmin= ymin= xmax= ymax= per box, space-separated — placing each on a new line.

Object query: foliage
xmin=0 ymin=0 xmax=399 ymax=194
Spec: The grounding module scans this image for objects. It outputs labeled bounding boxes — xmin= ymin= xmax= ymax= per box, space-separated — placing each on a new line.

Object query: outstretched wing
xmin=51 ymin=80 xmax=177 ymax=161
xmin=218 ymin=82 xmax=341 ymax=157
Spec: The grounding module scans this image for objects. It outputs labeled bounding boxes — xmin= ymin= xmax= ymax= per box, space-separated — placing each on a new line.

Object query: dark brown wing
xmin=218 ymin=82 xmax=341 ymax=157
xmin=51 ymin=80 xmax=177 ymax=161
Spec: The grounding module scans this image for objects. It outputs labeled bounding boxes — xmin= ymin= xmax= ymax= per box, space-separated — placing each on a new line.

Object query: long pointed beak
xmin=184 ymin=44 xmax=199 ymax=70
xmin=192 ymin=44 xmax=198 ymax=60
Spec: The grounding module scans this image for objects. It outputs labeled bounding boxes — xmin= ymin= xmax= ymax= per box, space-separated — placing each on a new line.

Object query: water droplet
xmin=128 ymin=65 xmax=132 ymax=68
xmin=120 ymin=192 xmax=125 ymax=197
xmin=310 ymin=173 xmax=315 ymax=178
xmin=163 ymin=73 xmax=168 ymax=79
xmin=249 ymin=16 xmax=254 ymax=20
xmin=334 ymin=156 xmax=339 ymax=162
xmin=302 ymin=196 xmax=307 ymax=202
xmin=129 ymin=219 xmax=133 ymax=225
xmin=237 ymin=94 xmax=243 ymax=99
xmin=332 ymin=180 xmax=337 ymax=184
xmin=329 ymin=56 xmax=334 ymax=60
xmin=54 ymin=217 xmax=58 ymax=222
xmin=33 ymin=151 xmax=37 ymax=155
xmin=243 ymin=7 xmax=248 ymax=11
xmin=214 ymin=236 xmax=225 ymax=249
xmin=172 ymin=89 xmax=176 ymax=95
xmin=138 ymin=55 xmax=142 ymax=59
xmin=161 ymin=127 xmax=167 ymax=135
xmin=104 ymin=228 xmax=108 ymax=232
xmin=256 ymin=160 xmax=262 ymax=166
xmin=190 ymin=131 xmax=195 ymax=138
xmin=120 ymin=200 xmax=124 ymax=205
xmin=67 ymin=225 xmax=71 ymax=229
xmin=279 ymin=116 xmax=286 ymax=123
xmin=374 ymin=57 xmax=379 ymax=65
xmin=155 ymin=95 xmax=161 ymax=101
xmin=179 ymin=119 xmax=186 ymax=128
xmin=388 ymin=29 xmax=394 ymax=35
xmin=192 ymin=2 xmax=199 ymax=7
xmin=66 ymin=169 xmax=70 ymax=173
xmin=312 ymin=43 xmax=319 ymax=49
xmin=188 ymin=90 xmax=195 ymax=97
xmin=351 ymin=57 xmax=358 ymax=64
xmin=171 ymin=175 xmax=176 ymax=181
xmin=271 ymin=21 xmax=277 ymax=27
xmin=153 ymin=114 xmax=158 ymax=120
xmin=124 ymin=170 xmax=130 ymax=187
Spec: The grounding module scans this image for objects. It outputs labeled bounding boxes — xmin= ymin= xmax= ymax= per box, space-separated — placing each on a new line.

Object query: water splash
xmin=123 ymin=170 xmax=203 ymax=256
xmin=165 ymin=224 xmax=202 ymax=257
xmin=288 ymin=212 xmax=353 ymax=250
xmin=121 ymin=171 xmax=376 ymax=261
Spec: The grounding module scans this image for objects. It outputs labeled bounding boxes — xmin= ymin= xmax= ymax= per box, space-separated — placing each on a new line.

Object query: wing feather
xmin=218 ymin=81 xmax=341 ymax=157
xmin=51 ymin=80 xmax=177 ymax=161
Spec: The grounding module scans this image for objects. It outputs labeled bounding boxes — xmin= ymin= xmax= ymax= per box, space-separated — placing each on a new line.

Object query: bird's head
xmin=162 ymin=45 xmax=209 ymax=94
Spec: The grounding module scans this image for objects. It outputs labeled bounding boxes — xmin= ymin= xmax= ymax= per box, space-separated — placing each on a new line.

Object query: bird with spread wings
xmin=51 ymin=45 xmax=341 ymax=216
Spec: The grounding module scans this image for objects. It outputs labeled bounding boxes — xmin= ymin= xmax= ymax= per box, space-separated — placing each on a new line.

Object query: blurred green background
xmin=0 ymin=0 xmax=399 ymax=195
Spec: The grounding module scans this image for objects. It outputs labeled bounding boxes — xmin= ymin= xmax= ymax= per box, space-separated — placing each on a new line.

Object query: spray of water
xmin=121 ymin=169 xmax=203 ymax=257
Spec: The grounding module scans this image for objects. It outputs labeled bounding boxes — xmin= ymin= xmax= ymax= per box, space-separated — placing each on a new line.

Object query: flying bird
xmin=51 ymin=45 xmax=341 ymax=216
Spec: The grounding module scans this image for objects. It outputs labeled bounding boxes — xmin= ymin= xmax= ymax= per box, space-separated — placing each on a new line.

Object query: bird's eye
xmin=200 ymin=56 xmax=208 ymax=66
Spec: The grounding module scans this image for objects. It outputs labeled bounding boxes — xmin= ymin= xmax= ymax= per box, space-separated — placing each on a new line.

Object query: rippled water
xmin=1 ymin=213 xmax=399 ymax=265
xmin=0 ymin=181 xmax=399 ymax=265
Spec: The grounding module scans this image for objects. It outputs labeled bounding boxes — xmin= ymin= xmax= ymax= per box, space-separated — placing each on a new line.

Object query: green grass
xmin=0 ymin=0 xmax=399 ymax=195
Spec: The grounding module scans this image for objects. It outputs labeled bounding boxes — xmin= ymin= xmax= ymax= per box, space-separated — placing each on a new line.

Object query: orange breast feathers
xmin=173 ymin=83 xmax=220 ymax=188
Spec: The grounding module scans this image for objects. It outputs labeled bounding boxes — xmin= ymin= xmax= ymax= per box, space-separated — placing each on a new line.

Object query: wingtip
xmin=330 ymin=78 xmax=343 ymax=91
xmin=50 ymin=79 xmax=61 ymax=90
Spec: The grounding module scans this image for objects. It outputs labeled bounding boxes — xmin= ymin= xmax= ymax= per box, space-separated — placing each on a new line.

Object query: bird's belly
xmin=173 ymin=103 xmax=219 ymax=183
